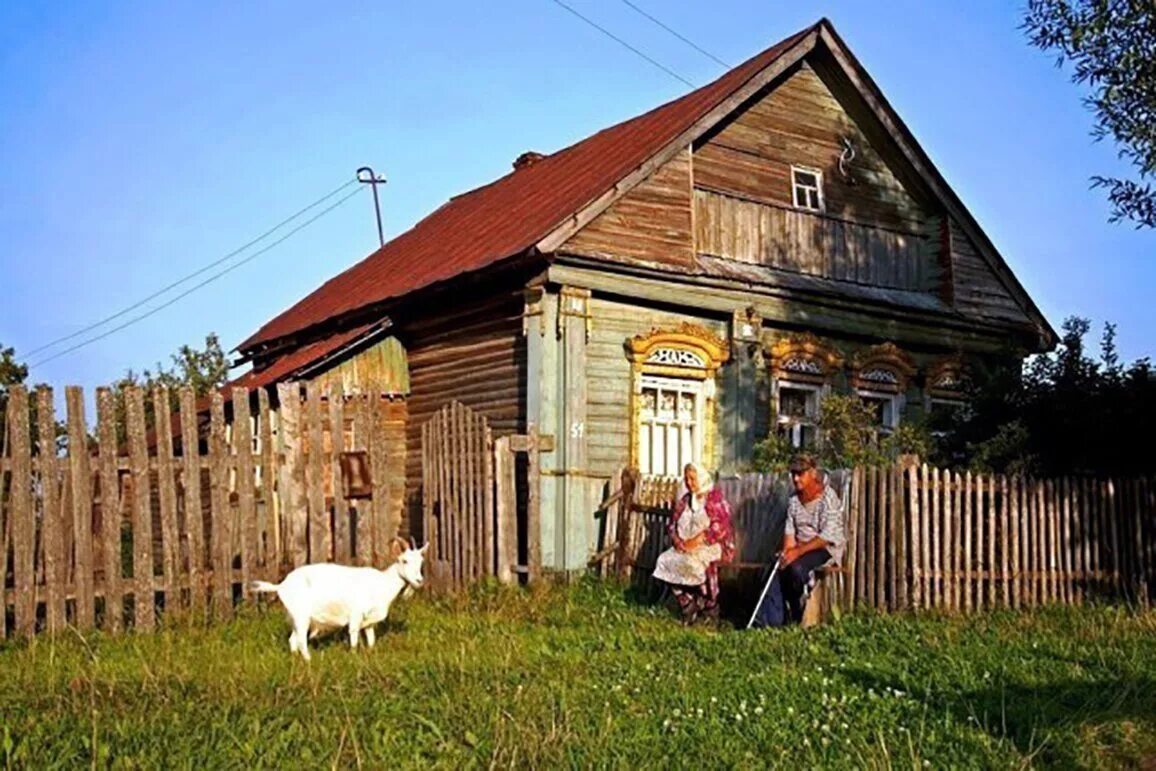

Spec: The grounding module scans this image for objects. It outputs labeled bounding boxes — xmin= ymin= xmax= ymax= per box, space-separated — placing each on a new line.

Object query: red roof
xmin=231 ymin=323 xmax=377 ymax=388
xmin=241 ymin=22 xmax=818 ymax=351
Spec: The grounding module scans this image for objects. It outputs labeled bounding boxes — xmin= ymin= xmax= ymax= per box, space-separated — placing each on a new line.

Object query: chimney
xmin=513 ymin=151 xmax=546 ymax=171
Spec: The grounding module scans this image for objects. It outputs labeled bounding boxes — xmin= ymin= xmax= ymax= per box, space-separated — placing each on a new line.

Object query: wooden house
xmin=235 ymin=19 xmax=1055 ymax=574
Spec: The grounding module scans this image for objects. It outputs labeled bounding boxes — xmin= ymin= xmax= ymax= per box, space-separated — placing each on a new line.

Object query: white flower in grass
xmin=841 ymin=723 xmax=849 ymax=731
xmin=735 ymin=713 xmax=743 ymax=723
xmin=740 ymin=700 xmax=748 ymax=712
xmin=821 ymin=737 xmax=830 ymax=747
xmin=822 ymin=724 xmax=831 ymax=733
xmin=696 ymin=709 xmax=704 ymax=718
xmin=711 ymin=697 xmax=718 ymax=704
xmin=802 ymin=675 xmax=809 ymax=683
xmin=803 ymin=738 xmax=811 ymax=747
xmin=787 ymin=707 xmax=794 ymax=715
xmin=923 ymin=761 xmax=931 ymax=768
xmin=754 ymin=706 xmax=764 ymax=716
xmin=663 ymin=719 xmax=671 ymax=729
xmin=673 ymin=709 xmax=682 ymax=718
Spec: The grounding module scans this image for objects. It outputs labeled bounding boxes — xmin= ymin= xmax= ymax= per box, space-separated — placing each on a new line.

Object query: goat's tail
xmin=248 ymin=580 xmax=281 ymax=594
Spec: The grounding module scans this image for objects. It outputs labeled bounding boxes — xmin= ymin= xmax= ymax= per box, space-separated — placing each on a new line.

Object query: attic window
xmin=791 ymin=167 xmax=824 ymax=212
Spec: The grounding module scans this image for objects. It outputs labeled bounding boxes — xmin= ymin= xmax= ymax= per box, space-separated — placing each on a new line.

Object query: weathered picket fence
xmin=597 ymin=464 xmax=1155 ymax=614
xmin=0 ymin=383 xmax=403 ymax=640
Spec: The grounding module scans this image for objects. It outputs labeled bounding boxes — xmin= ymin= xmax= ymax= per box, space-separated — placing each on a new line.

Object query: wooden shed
xmin=234 ymin=19 xmax=1055 ymax=575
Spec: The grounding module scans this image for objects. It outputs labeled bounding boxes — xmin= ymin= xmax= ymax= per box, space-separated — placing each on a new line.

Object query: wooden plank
xmin=1108 ymin=478 xmax=1121 ymax=596
xmin=421 ymin=417 xmax=431 ymax=562
xmin=929 ymin=466 xmax=940 ymax=609
xmin=304 ymin=383 xmax=327 ymax=564
xmin=208 ymin=391 xmax=231 ymax=617
xmin=494 ymin=436 xmax=513 ymax=583
xmin=35 ymin=388 xmax=66 ymax=633
xmin=438 ymin=406 xmax=451 ymax=587
xmin=1062 ymin=477 xmax=1073 ymax=605
xmin=907 ymin=465 xmax=920 ymax=609
xmin=483 ymin=423 xmax=494 ymax=578
xmin=153 ymin=387 xmax=180 ymax=614
xmin=1007 ymin=474 xmax=1017 ymax=609
xmin=232 ymin=389 xmax=256 ymax=592
xmin=526 ymin=423 xmax=542 ymax=582
xmin=9 ymin=388 xmax=34 ymax=636
xmin=1048 ymin=479 xmax=1059 ymax=604
xmin=276 ymin=383 xmax=307 ymax=568
xmin=895 ymin=465 xmax=907 ymax=610
xmin=125 ymin=386 xmax=154 ymax=631
xmin=369 ymin=396 xmax=391 ymax=566
xmin=66 ymin=387 xmax=95 ymax=630
xmin=919 ymin=464 xmax=930 ymax=609
xmin=874 ymin=466 xmax=885 ymax=609
xmin=96 ymin=388 xmax=122 ymax=633
xmin=464 ymin=403 xmax=476 ymax=582
xmin=257 ymin=388 xmax=277 ymax=575
xmin=329 ymin=393 xmax=350 ymax=563
xmin=949 ymin=467 xmax=957 ymax=610
xmin=984 ymin=474 xmax=995 ymax=607
xmin=178 ymin=388 xmax=205 ymax=613
xmin=1132 ymin=478 xmax=1146 ymax=606
xmin=962 ymin=470 xmax=972 ymax=612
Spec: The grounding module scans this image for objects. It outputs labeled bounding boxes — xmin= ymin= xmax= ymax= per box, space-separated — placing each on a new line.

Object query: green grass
xmin=1 ymin=581 xmax=1154 ymax=769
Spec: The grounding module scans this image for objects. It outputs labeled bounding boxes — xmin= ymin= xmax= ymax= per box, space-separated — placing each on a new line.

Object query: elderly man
xmin=750 ymin=453 xmax=845 ymax=629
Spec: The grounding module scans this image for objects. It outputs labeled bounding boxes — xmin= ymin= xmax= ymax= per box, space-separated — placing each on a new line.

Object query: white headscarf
xmin=679 ymin=461 xmax=714 ymax=505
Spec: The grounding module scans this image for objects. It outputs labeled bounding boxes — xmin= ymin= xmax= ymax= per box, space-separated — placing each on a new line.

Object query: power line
xmin=548 ymin=0 xmax=696 ymax=88
xmin=25 ymin=177 xmax=359 ymax=358
xmin=28 ymin=186 xmax=366 ymax=370
xmin=617 ymin=0 xmax=730 ymax=68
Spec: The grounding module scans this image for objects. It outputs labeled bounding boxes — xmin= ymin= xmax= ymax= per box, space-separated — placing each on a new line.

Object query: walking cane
xmin=746 ymin=554 xmax=783 ymax=630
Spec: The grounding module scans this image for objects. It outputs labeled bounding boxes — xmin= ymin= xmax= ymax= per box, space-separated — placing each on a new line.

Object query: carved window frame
xmin=627 ymin=324 xmax=730 ymax=473
xmin=766 ymin=333 xmax=843 ymax=449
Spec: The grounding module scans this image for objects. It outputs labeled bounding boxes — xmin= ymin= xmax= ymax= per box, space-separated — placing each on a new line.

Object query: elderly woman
xmin=652 ymin=462 xmax=735 ymax=624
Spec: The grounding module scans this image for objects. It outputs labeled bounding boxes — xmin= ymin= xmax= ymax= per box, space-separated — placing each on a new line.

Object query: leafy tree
xmin=0 ymin=343 xmax=30 ymax=452
xmin=113 ymin=333 xmax=230 ymax=435
xmin=934 ymin=316 xmax=1156 ymax=476
xmin=752 ymin=394 xmax=931 ymax=472
xmin=1023 ymin=0 xmax=1156 ymax=227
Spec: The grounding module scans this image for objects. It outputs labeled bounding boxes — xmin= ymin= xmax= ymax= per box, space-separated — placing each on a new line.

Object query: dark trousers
xmin=750 ymin=548 xmax=832 ymax=628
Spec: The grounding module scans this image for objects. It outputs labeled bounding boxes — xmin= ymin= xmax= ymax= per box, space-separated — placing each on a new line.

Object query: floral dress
xmin=652 ymin=487 xmax=735 ymax=620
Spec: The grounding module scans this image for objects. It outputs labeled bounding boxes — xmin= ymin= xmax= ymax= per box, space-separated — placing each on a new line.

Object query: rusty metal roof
xmin=240 ymin=23 xmax=818 ymax=351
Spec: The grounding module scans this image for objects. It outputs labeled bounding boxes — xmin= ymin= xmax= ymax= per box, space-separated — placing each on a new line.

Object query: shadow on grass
xmin=619 ymin=570 xmax=771 ymax=630
xmin=842 ymin=666 xmax=1156 ymax=767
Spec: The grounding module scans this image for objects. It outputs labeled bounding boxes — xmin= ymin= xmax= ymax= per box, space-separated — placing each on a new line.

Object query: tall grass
xmin=1 ymin=580 xmax=1153 ymax=769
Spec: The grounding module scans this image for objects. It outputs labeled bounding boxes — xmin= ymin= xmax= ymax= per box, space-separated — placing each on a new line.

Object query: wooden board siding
xmin=949 ymin=219 xmax=1031 ymax=326
xmin=402 ymin=292 xmax=527 ymax=535
xmin=309 ymin=336 xmax=410 ymax=396
xmin=695 ymin=188 xmax=934 ymax=291
xmin=693 ymin=61 xmax=928 ymax=236
xmin=563 ymin=148 xmax=693 ymax=268
xmin=586 ymin=297 xmax=728 ymax=476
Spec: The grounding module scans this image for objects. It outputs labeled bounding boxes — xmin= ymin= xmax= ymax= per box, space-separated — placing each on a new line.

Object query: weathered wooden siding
xmin=309 ymin=336 xmax=410 ymax=396
xmin=563 ymin=148 xmax=693 ymax=268
xmin=694 ymin=61 xmax=928 ymax=234
xmin=586 ymin=297 xmax=728 ymax=476
xmin=401 ymin=292 xmax=527 ymax=534
xmin=695 ymin=188 xmax=934 ymax=290
xmin=949 ymin=219 xmax=1031 ymax=326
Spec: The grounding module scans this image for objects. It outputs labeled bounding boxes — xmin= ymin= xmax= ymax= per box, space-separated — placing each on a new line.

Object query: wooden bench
xmin=801 ymin=565 xmax=845 ymax=628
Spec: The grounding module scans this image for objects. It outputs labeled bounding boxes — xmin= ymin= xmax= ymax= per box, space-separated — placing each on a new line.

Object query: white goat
xmin=250 ymin=538 xmax=427 ymax=661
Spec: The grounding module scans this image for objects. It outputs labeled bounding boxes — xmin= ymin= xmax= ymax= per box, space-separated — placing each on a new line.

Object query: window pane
xmin=652 ymin=423 xmax=665 ymax=476
xmin=667 ymin=424 xmax=679 ymax=477
xmin=794 ymin=170 xmax=817 ymax=187
xmin=780 ymin=387 xmax=810 ymax=418
xmin=808 ymin=189 xmax=821 ymax=210
xmin=794 ymin=186 xmax=807 ymax=207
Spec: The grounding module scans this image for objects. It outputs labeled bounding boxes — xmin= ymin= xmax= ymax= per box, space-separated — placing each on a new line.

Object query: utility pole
xmin=356 ymin=166 xmax=387 ymax=248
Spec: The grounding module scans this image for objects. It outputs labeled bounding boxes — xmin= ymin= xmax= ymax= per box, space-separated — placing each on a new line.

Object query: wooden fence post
xmin=10 ymin=388 xmax=34 ymax=637
xmin=154 ymin=387 xmax=181 ymax=615
xmin=36 ymin=387 xmax=66 ymax=633
xmin=66 ymin=387 xmax=95 ymax=630
xmin=233 ymin=389 xmax=257 ymax=594
xmin=178 ymin=388 xmax=205 ymax=613
xmin=208 ymin=391 xmax=231 ymax=617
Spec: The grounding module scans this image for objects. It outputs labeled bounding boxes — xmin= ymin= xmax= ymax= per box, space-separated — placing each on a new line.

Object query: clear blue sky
xmin=1 ymin=0 xmax=1151 ymax=393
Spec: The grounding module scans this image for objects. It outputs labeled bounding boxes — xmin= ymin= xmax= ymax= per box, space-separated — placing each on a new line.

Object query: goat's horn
xmin=409 ymin=535 xmax=418 ymax=550
xmin=388 ymin=536 xmax=408 ymax=554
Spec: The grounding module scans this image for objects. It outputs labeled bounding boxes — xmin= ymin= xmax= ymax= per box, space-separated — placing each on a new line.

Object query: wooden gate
xmin=421 ymin=402 xmax=539 ymax=589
